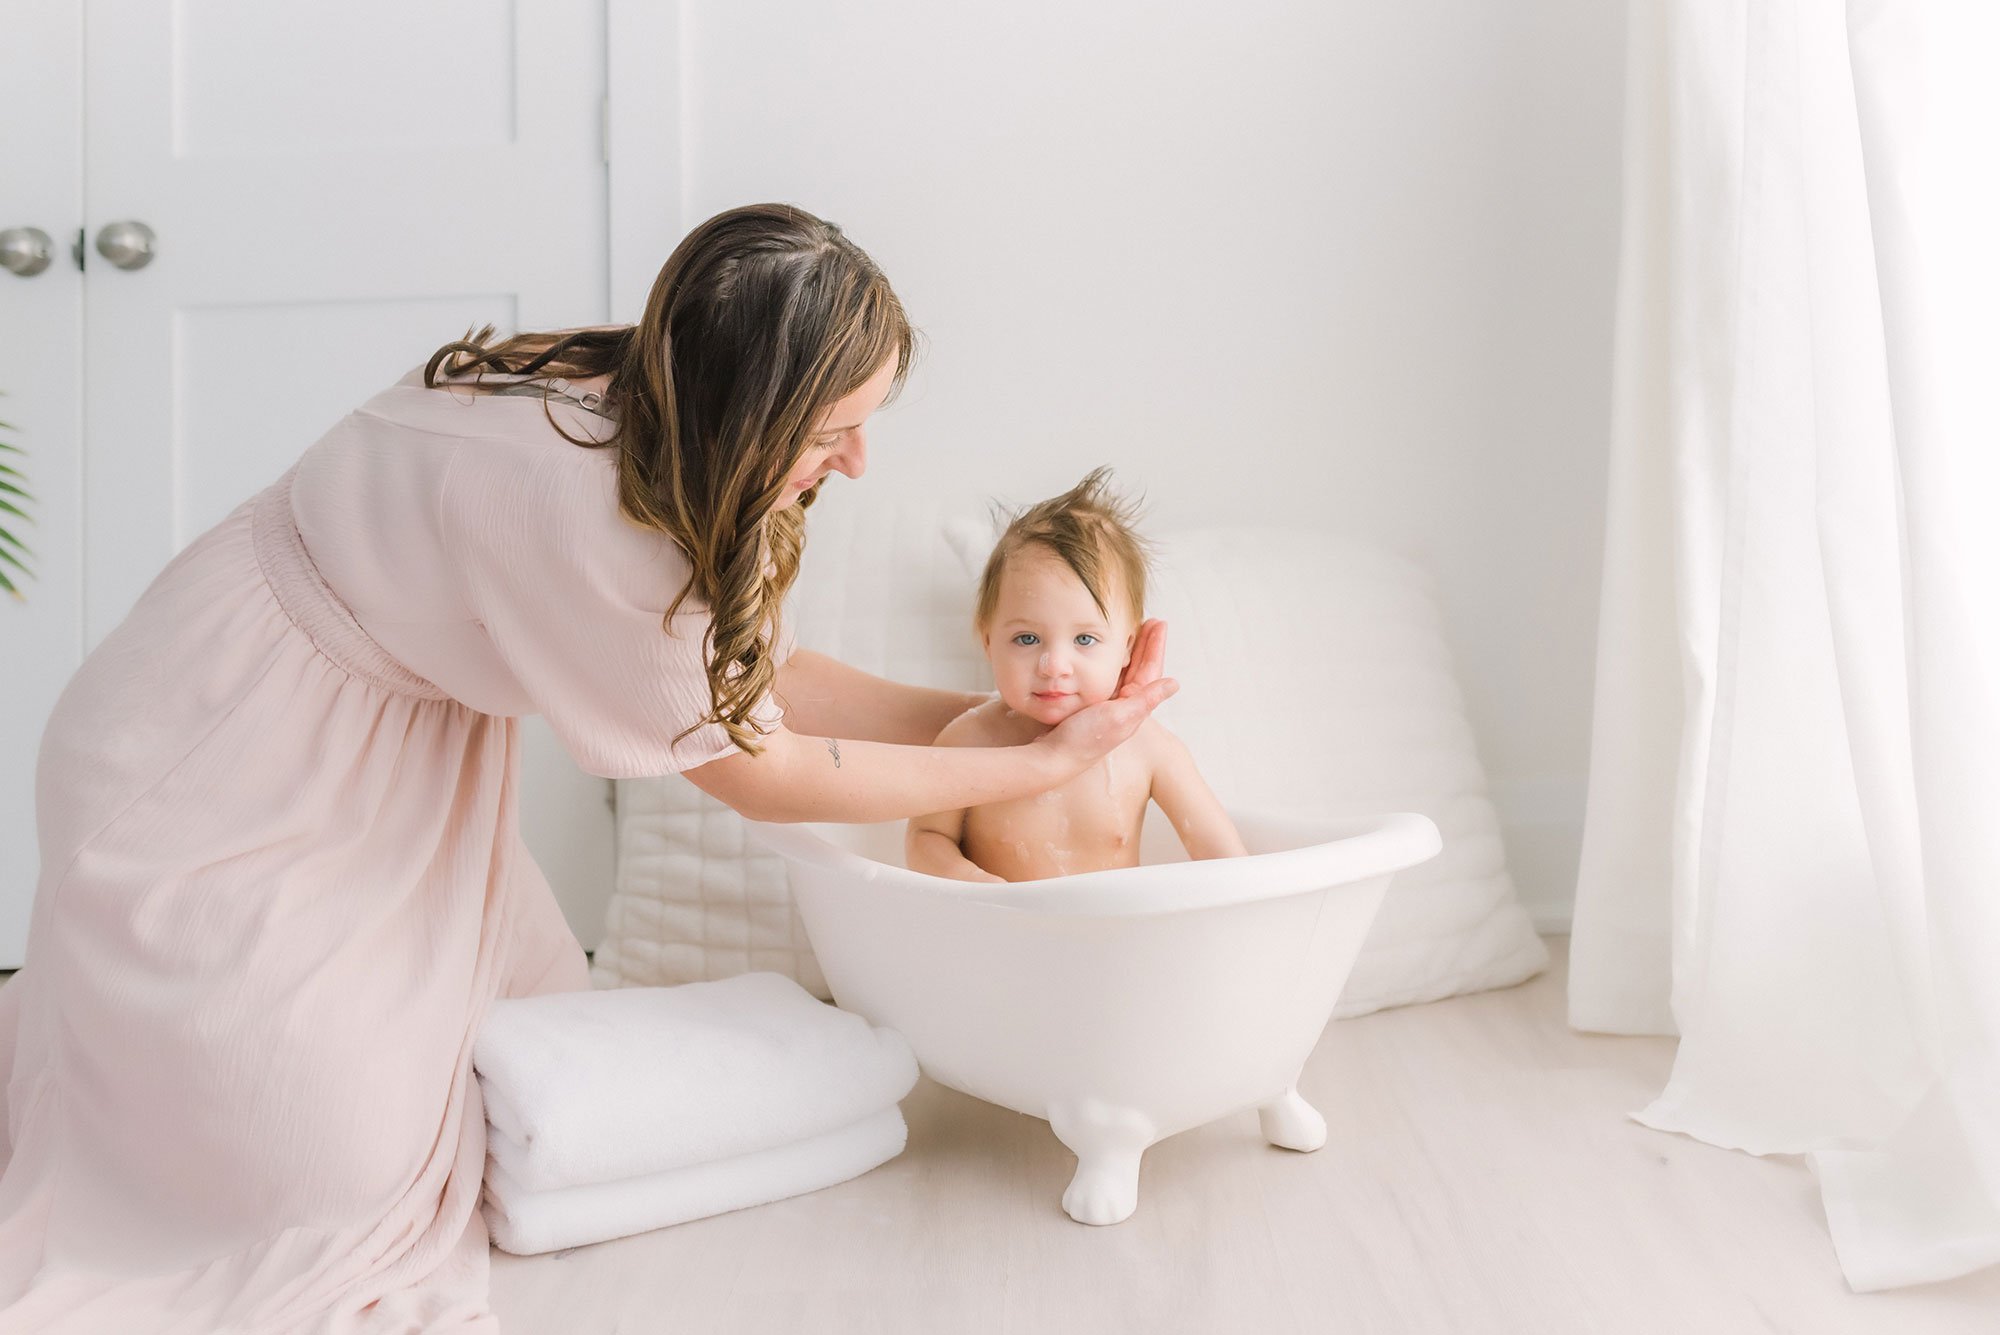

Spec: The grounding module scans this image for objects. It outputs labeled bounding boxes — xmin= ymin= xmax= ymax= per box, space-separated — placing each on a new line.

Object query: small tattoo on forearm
xmin=825 ymin=738 xmax=842 ymax=768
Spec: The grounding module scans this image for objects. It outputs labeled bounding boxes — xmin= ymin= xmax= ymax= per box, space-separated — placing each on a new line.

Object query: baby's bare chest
xmin=963 ymin=749 xmax=1154 ymax=880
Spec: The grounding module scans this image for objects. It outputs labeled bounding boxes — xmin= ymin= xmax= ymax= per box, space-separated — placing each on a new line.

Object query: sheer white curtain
xmin=1570 ymin=0 xmax=2000 ymax=1292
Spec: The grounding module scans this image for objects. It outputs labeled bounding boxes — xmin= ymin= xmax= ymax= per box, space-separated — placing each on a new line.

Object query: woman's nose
xmin=831 ymin=432 xmax=867 ymax=480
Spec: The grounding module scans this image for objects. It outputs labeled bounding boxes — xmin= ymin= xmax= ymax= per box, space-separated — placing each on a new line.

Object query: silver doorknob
xmin=95 ymin=220 xmax=158 ymax=271
xmin=0 ymin=227 xmax=54 ymax=277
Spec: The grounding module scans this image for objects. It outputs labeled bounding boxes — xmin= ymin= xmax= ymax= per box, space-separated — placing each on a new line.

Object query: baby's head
xmin=974 ymin=467 xmax=1152 ymax=728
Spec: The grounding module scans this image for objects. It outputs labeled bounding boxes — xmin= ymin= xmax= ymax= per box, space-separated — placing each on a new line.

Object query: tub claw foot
xmin=1047 ymin=1099 xmax=1156 ymax=1226
xmin=1259 ymin=1087 xmax=1326 ymax=1152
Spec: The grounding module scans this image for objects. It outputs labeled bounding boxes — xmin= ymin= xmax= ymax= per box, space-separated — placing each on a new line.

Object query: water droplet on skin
xmin=1050 ymin=807 xmax=1073 ymax=875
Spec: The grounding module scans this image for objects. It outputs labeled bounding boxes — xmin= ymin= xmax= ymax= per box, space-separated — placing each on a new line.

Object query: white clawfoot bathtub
xmin=742 ymin=808 xmax=1441 ymax=1225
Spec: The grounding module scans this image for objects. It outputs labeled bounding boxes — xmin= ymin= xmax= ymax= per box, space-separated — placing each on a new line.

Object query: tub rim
xmin=741 ymin=809 xmax=1442 ymax=918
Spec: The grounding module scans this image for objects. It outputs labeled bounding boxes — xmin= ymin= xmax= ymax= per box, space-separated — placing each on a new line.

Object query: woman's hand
xmin=1035 ymin=676 xmax=1179 ymax=773
xmin=1115 ymin=619 xmax=1168 ymax=699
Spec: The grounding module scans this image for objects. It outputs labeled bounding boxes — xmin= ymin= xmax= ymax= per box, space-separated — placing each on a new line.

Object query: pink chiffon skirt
xmin=0 ymin=471 xmax=590 ymax=1332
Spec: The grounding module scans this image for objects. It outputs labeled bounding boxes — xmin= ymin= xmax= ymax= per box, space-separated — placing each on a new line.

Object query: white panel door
xmin=0 ymin=0 xmax=616 ymax=967
xmin=83 ymin=0 xmax=610 ymax=639
xmin=0 ymin=6 xmax=86 ymax=966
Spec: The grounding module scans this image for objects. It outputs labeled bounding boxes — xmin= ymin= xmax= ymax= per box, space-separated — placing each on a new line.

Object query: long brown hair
xmin=425 ymin=203 xmax=916 ymax=756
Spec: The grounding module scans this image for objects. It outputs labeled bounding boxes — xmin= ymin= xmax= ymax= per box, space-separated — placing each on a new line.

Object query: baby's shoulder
xmin=1128 ymin=715 xmax=1193 ymax=771
xmin=934 ymin=696 xmax=1013 ymax=748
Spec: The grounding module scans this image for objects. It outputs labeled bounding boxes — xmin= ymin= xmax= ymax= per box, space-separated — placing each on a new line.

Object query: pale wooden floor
xmin=489 ymin=937 xmax=2000 ymax=1334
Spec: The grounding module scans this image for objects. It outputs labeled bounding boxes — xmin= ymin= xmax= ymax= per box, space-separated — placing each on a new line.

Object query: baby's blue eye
xmin=1012 ymin=633 xmax=1040 ymax=647
xmin=1074 ymin=634 xmax=1099 ymax=647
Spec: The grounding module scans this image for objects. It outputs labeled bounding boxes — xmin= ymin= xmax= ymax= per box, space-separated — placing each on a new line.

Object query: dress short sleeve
xmin=441 ymin=439 xmax=786 ymax=778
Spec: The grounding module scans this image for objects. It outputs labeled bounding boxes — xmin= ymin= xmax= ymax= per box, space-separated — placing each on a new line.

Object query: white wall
xmin=665 ymin=0 xmax=1625 ymax=925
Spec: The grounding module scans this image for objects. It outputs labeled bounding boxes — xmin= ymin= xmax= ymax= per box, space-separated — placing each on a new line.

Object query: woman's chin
xmin=767 ymin=482 xmax=821 ymax=515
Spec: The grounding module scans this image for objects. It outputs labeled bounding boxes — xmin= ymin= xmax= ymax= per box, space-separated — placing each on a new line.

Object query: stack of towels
xmin=472 ymin=971 xmax=920 ymax=1255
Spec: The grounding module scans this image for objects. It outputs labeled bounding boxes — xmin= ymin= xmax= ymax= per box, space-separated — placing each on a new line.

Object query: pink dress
xmin=0 ymin=369 xmax=776 ymax=1331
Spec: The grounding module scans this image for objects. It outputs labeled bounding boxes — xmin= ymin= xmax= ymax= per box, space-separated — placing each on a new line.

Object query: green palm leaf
xmin=0 ymin=396 xmax=31 ymax=599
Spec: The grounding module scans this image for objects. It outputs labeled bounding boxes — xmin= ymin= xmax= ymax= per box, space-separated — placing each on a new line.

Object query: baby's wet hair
xmin=975 ymin=467 xmax=1154 ymax=634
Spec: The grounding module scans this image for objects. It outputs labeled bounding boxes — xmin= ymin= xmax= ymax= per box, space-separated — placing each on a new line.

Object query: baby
xmin=906 ymin=468 xmax=1247 ymax=883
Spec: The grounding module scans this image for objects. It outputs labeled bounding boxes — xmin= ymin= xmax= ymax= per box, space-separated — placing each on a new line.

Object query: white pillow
xmin=1120 ymin=526 xmax=1547 ymax=1016
xmin=592 ymin=504 xmax=1547 ymax=1017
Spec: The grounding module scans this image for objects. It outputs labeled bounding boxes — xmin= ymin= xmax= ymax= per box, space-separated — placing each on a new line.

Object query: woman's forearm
xmin=687 ymin=673 xmax=1179 ymax=826
xmin=774 ymin=650 xmax=986 ymax=744
xmin=699 ymin=728 xmax=1068 ymax=825
xmin=764 ymin=730 xmax=1065 ymax=823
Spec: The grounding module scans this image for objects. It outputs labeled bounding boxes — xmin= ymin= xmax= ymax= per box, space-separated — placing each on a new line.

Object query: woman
xmin=0 ymin=204 xmax=1174 ymax=1331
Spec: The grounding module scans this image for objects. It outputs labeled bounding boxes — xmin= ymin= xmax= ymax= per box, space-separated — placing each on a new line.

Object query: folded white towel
xmin=472 ymin=971 xmax=919 ymax=1192
xmin=482 ymin=1105 xmax=909 ymax=1255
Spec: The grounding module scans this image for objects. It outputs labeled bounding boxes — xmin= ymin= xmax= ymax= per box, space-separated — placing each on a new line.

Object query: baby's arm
xmin=905 ymin=712 xmax=1009 ymax=884
xmin=1146 ymin=724 xmax=1248 ymax=860
xmin=906 ymin=804 xmax=1007 ymax=883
